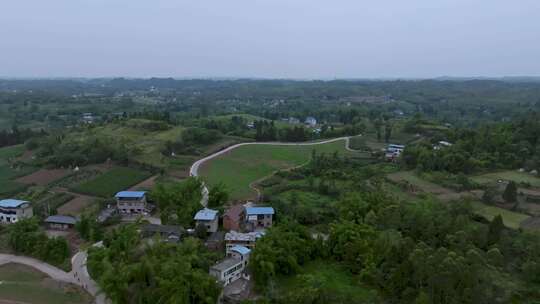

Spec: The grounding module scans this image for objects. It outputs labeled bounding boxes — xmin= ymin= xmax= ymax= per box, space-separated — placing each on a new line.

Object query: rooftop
xmin=194 ymin=208 xmax=218 ymax=221
xmin=246 ymin=207 xmax=275 ymax=216
xmin=225 ymin=231 xmax=265 ymax=242
xmin=0 ymin=199 xmax=30 ymax=208
xmin=44 ymin=215 xmax=78 ymax=225
xmin=230 ymin=245 xmax=251 ymax=256
xmin=211 ymin=258 xmax=242 ymax=272
xmin=142 ymin=224 xmax=184 ymax=235
xmin=115 ymin=191 xmax=146 ymax=199
xmin=224 ymin=205 xmax=245 ymax=220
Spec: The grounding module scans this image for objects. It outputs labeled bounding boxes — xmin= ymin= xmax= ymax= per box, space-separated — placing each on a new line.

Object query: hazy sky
xmin=1 ymin=0 xmax=540 ymax=78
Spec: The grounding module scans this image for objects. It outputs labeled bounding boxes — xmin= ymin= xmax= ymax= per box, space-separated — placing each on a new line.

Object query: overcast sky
xmin=1 ymin=0 xmax=540 ymax=79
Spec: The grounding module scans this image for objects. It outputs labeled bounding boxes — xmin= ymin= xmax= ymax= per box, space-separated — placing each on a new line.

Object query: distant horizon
xmin=2 ymin=1 xmax=539 ymax=78
xmin=2 ymin=75 xmax=540 ymax=81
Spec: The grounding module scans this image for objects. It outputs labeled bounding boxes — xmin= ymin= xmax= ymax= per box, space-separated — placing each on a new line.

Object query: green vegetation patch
xmin=200 ymin=140 xmax=356 ymax=200
xmin=71 ymin=167 xmax=151 ymax=197
xmin=0 ymin=263 xmax=92 ymax=304
xmin=471 ymin=170 xmax=540 ymax=187
xmin=277 ymin=260 xmax=381 ymax=303
xmin=471 ymin=201 xmax=531 ymax=230
xmin=387 ymin=170 xmax=453 ymax=195
xmin=0 ymin=145 xmax=35 ymax=195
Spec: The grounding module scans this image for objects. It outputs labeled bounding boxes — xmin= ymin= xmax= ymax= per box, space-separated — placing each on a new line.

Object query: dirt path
xmin=190 ymin=136 xmax=359 ymax=206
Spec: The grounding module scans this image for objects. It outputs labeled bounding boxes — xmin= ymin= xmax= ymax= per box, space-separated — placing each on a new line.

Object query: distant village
xmin=1 ymin=187 xmax=276 ymax=300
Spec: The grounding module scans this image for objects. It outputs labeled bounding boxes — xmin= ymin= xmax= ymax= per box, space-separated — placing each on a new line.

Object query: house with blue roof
xmin=245 ymin=206 xmax=275 ymax=230
xmin=115 ymin=191 xmax=147 ymax=215
xmin=210 ymin=245 xmax=251 ymax=286
xmin=194 ymin=208 xmax=219 ymax=233
xmin=0 ymin=199 xmax=33 ymax=224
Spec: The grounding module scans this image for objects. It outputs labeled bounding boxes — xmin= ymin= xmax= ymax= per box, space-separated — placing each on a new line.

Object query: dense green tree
xmin=503 ymin=181 xmax=518 ymax=203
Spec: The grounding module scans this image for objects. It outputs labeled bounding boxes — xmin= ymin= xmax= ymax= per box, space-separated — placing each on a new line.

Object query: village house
xmin=142 ymin=224 xmax=184 ymax=243
xmin=209 ymin=245 xmax=251 ymax=286
xmin=194 ymin=208 xmax=219 ymax=233
xmin=223 ymin=205 xmax=245 ymax=231
xmin=115 ymin=191 xmax=147 ymax=214
xmin=245 ymin=207 xmax=274 ymax=231
xmin=305 ymin=116 xmax=317 ymax=127
xmin=0 ymin=199 xmax=33 ymax=224
xmin=44 ymin=215 xmax=78 ymax=230
xmin=225 ymin=230 xmax=264 ymax=252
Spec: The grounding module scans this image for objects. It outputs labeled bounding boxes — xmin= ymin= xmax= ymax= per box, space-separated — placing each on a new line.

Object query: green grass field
xmin=470 ymin=201 xmax=530 ymax=230
xmin=277 ymin=260 xmax=380 ymax=303
xmin=0 ymin=145 xmax=34 ymax=195
xmin=71 ymin=167 xmax=151 ymax=197
xmin=471 ymin=170 xmax=540 ymax=187
xmin=200 ymin=140 xmax=359 ymax=200
xmin=0 ymin=263 xmax=92 ymax=304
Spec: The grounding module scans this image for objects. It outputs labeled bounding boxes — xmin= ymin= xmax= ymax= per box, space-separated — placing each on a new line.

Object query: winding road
xmin=0 ymin=135 xmax=362 ymax=304
xmin=189 ymin=135 xmax=360 ymax=206
xmin=0 ymin=242 xmax=108 ymax=304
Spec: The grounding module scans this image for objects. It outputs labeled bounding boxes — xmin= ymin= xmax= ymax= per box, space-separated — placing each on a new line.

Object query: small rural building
xmin=225 ymin=230 xmax=264 ymax=252
xmin=142 ymin=224 xmax=184 ymax=243
xmin=305 ymin=116 xmax=317 ymax=127
xmin=223 ymin=205 xmax=245 ymax=231
xmin=44 ymin=215 xmax=78 ymax=230
xmin=194 ymin=208 xmax=219 ymax=233
xmin=209 ymin=245 xmax=251 ymax=286
xmin=0 ymin=199 xmax=33 ymax=224
xmin=115 ymin=191 xmax=147 ymax=214
xmin=245 ymin=207 xmax=274 ymax=231
xmin=387 ymin=144 xmax=405 ymax=154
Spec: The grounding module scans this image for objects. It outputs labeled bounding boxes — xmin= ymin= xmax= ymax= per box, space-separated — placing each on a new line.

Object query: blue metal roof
xmin=0 ymin=199 xmax=29 ymax=208
xmin=246 ymin=207 xmax=275 ymax=215
xmin=115 ymin=191 xmax=146 ymax=198
xmin=230 ymin=245 xmax=251 ymax=255
xmin=194 ymin=208 xmax=218 ymax=221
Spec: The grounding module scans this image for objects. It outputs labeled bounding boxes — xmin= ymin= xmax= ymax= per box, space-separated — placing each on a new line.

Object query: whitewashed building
xmin=194 ymin=208 xmax=219 ymax=233
xmin=209 ymin=245 xmax=251 ymax=286
xmin=0 ymin=199 xmax=33 ymax=224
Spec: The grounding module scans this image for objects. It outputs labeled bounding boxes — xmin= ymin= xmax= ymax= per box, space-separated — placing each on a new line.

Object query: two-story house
xmin=194 ymin=208 xmax=219 ymax=233
xmin=245 ymin=207 xmax=274 ymax=231
xmin=209 ymin=245 xmax=251 ymax=286
xmin=0 ymin=199 xmax=33 ymax=224
xmin=115 ymin=191 xmax=147 ymax=214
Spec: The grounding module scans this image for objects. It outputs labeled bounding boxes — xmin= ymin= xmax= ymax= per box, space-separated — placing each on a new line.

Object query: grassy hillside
xmin=200 ymin=139 xmax=361 ymax=200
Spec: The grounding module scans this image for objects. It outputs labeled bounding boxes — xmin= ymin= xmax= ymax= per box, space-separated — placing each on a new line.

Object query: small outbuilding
xmin=44 ymin=215 xmax=78 ymax=230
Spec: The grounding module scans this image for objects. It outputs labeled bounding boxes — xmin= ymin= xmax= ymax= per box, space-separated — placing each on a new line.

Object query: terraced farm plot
xmin=71 ymin=167 xmax=151 ymax=197
xmin=0 ymin=145 xmax=35 ymax=195
xmin=0 ymin=263 xmax=92 ymax=304
xmin=471 ymin=170 xmax=540 ymax=187
xmin=200 ymin=140 xmax=359 ymax=200
xmin=386 ymin=171 xmax=454 ymax=195
xmin=470 ymin=201 xmax=530 ymax=230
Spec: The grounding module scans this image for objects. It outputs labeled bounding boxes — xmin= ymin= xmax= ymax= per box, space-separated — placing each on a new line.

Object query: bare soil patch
xmin=16 ymin=169 xmax=70 ymax=186
xmin=56 ymin=194 xmax=96 ymax=216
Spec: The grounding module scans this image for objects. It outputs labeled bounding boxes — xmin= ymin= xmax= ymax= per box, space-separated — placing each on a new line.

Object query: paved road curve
xmin=189 ymin=136 xmax=359 ymax=206
xmin=0 ymin=243 xmax=108 ymax=304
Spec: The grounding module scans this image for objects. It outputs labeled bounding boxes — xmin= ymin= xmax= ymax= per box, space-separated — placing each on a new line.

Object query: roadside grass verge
xmin=0 ymin=263 xmax=92 ymax=304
